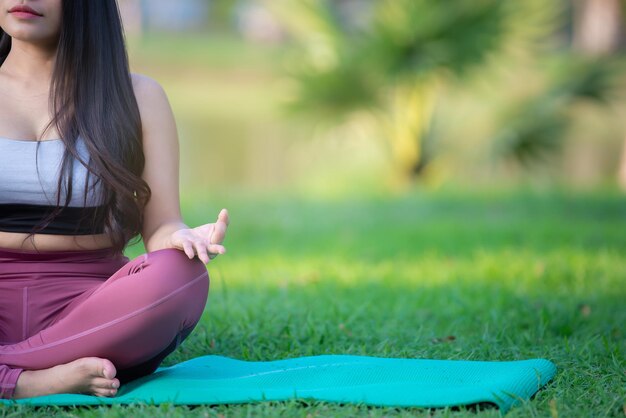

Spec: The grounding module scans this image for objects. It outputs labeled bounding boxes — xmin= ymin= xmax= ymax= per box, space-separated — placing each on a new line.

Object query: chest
xmin=0 ymin=77 xmax=61 ymax=140
xmin=0 ymin=137 xmax=104 ymax=207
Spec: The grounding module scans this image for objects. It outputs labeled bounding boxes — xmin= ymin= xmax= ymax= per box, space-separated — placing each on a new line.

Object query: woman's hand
xmin=168 ymin=209 xmax=230 ymax=263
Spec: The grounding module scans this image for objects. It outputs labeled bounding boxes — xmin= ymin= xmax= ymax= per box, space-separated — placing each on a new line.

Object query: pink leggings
xmin=0 ymin=246 xmax=210 ymax=399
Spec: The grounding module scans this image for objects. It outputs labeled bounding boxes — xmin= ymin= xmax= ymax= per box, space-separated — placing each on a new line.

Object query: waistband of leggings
xmin=0 ymin=246 xmax=125 ymax=263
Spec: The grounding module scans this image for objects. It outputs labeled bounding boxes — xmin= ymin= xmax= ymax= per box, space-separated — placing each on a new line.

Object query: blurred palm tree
xmin=266 ymin=0 xmax=562 ymax=187
xmin=491 ymin=0 xmax=623 ymax=177
xmin=492 ymin=55 xmax=620 ymax=170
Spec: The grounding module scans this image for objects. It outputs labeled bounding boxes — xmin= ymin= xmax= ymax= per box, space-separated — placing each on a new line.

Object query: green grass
xmin=2 ymin=188 xmax=624 ymax=417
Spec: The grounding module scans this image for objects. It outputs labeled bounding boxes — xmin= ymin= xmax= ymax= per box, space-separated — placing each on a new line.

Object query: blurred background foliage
xmin=121 ymin=0 xmax=626 ymax=198
xmin=117 ymin=5 xmax=625 ymax=415
xmin=115 ymin=5 xmax=626 ymax=416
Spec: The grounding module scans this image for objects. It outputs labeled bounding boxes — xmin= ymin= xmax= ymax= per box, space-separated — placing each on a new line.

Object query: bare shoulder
xmin=129 ymin=72 xmax=176 ymax=142
xmin=130 ymin=72 xmax=168 ymax=106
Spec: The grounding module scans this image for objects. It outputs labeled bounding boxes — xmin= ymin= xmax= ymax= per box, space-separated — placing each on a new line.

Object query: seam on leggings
xmin=1 ymin=271 xmax=208 ymax=355
xmin=22 ymin=288 xmax=28 ymax=341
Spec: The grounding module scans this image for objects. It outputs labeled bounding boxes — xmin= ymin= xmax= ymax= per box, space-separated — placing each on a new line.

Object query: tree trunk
xmin=572 ymin=0 xmax=622 ymax=54
xmin=618 ymin=140 xmax=626 ymax=189
xmin=572 ymin=0 xmax=626 ymax=189
xmin=386 ymin=79 xmax=439 ymax=189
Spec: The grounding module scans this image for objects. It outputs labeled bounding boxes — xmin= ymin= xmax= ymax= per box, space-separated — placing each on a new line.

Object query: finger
xmin=193 ymin=240 xmax=209 ymax=264
xmin=210 ymin=224 xmax=226 ymax=245
xmin=212 ymin=216 xmax=229 ymax=245
xmin=208 ymin=244 xmax=226 ymax=255
xmin=218 ymin=208 xmax=230 ymax=226
xmin=182 ymin=241 xmax=195 ymax=259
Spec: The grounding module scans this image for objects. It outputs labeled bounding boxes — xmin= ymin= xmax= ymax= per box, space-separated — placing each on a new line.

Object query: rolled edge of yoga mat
xmin=0 ymin=354 xmax=557 ymax=413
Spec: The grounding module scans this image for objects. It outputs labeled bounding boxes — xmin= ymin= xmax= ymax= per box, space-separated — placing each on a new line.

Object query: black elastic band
xmin=0 ymin=203 xmax=106 ymax=235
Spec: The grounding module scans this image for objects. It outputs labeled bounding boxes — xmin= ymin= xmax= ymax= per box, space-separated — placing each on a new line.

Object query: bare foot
xmin=12 ymin=357 xmax=120 ymax=399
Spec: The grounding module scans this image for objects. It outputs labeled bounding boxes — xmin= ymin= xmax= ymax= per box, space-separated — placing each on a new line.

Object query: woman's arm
xmin=131 ymin=73 xmax=186 ymax=252
xmin=130 ymin=73 xmax=228 ymax=261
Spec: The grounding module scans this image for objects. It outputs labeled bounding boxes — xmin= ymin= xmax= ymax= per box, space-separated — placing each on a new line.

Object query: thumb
xmin=211 ymin=222 xmax=226 ymax=245
xmin=217 ymin=208 xmax=229 ymax=225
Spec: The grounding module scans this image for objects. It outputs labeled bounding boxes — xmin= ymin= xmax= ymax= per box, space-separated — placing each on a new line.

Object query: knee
xmin=143 ymin=248 xmax=210 ymax=284
xmin=137 ymin=248 xmax=210 ymax=307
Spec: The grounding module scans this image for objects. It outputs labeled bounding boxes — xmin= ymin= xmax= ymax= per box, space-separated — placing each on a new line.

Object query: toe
xmin=100 ymin=358 xmax=117 ymax=379
xmin=91 ymin=377 xmax=120 ymax=390
xmin=93 ymin=387 xmax=117 ymax=397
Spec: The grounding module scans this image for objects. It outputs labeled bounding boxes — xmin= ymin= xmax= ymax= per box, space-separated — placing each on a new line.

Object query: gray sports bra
xmin=0 ymin=136 xmax=107 ymax=235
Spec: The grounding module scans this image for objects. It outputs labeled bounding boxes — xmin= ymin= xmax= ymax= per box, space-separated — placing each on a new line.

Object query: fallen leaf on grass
xmin=432 ymin=335 xmax=456 ymax=344
xmin=579 ymin=304 xmax=591 ymax=317
xmin=549 ymin=398 xmax=558 ymax=418
xmin=338 ymin=323 xmax=353 ymax=336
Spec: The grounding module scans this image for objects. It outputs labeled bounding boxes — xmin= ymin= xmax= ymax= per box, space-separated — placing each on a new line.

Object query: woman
xmin=0 ymin=0 xmax=229 ymax=399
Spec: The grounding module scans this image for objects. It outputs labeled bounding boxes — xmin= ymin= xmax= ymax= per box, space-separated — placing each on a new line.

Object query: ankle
xmin=12 ymin=370 xmax=35 ymax=399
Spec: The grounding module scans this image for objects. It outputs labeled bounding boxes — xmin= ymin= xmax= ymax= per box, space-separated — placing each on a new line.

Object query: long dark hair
xmin=0 ymin=0 xmax=151 ymax=256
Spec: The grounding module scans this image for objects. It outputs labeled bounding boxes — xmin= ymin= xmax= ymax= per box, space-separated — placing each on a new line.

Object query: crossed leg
xmin=0 ymin=247 xmax=210 ymax=399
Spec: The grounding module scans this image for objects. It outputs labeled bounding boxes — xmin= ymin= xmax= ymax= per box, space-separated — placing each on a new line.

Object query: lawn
xmin=2 ymin=188 xmax=624 ymax=417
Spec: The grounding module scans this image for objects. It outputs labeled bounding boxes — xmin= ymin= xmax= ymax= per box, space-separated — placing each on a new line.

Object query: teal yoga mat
xmin=0 ymin=355 xmax=556 ymax=413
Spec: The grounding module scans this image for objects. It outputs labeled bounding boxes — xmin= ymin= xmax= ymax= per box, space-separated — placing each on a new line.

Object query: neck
xmin=1 ymin=37 xmax=57 ymax=89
